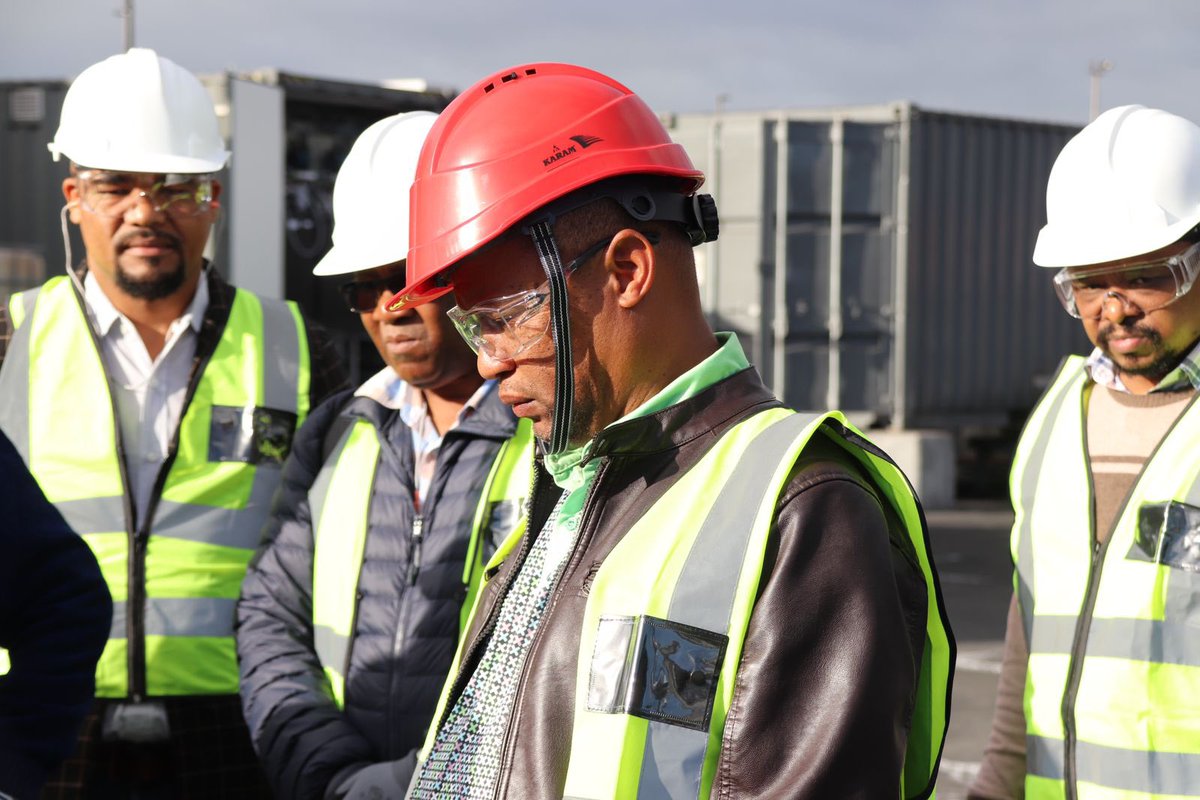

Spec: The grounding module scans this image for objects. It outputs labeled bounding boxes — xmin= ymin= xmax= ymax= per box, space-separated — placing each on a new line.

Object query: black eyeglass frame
xmin=338 ymin=270 xmax=409 ymax=313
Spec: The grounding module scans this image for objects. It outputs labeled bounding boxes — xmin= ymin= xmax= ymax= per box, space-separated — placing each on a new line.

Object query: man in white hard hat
xmin=971 ymin=105 xmax=1200 ymax=799
xmin=0 ymin=49 xmax=347 ymax=797
xmin=236 ymin=111 xmax=533 ymax=800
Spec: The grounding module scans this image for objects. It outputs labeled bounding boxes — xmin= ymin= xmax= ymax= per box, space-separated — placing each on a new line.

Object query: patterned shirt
xmin=1085 ymin=338 xmax=1200 ymax=393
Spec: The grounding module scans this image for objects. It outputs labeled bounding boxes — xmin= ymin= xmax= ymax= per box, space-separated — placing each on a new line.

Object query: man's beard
xmin=113 ymin=227 xmax=187 ymax=300
xmin=115 ymin=259 xmax=187 ymax=300
xmin=1098 ymin=323 xmax=1180 ymax=381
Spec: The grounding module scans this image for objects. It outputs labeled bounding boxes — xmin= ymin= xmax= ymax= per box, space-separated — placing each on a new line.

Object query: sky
xmin=2 ymin=0 xmax=1199 ymax=127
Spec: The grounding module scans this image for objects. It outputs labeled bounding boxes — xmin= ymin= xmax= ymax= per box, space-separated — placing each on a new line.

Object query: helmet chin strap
xmin=526 ymin=219 xmax=573 ymax=455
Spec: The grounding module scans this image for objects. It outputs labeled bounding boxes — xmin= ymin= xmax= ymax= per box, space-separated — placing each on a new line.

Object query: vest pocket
xmin=586 ymin=614 xmax=727 ymax=731
xmin=208 ymin=405 xmax=298 ymax=465
xmin=1131 ymin=501 xmax=1200 ymax=573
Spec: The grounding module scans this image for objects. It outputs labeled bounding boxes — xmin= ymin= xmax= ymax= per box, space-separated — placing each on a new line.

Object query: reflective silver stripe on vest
xmin=54 ymin=496 xmax=128 ymax=536
xmin=1031 ymin=614 xmax=1200 ymax=667
xmin=1029 ymin=734 xmax=1200 ymax=796
xmin=152 ymin=472 xmax=280 ymax=550
xmin=0 ymin=286 xmax=39 ymax=462
xmin=259 ymin=298 xmax=301 ymax=413
xmin=43 ymin=470 xmax=276 ymax=549
xmin=1027 ymin=734 xmax=1065 ymax=781
xmin=109 ymin=597 xmax=238 ymax=639
xmin=308 ymin=422 xmax=357 ymax=679
xmin=637 ymin=412 xmax=820 ymax=800
xmin=1017 ymin=366 xmax=1082 ymax=647
xmin=314 ymin=625 xmax=348 ymax=673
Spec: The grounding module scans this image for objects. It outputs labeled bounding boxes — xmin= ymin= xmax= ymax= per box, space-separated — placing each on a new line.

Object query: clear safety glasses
xmin=75 ymin=169 xmax=217 ymax=218
xmin=1052 ymin=242 xmax=1200 ymax=319
xmin=447 ymin=233 xmax=630 ymax=361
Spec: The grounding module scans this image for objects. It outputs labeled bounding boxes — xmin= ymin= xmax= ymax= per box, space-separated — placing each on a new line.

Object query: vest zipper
xmin=407 ymin=514 xmax=425 ymax=585
xmin=1060 ymin=385 xmax=1103 ymax=800
xmin=71 ymin=282 xmax=147 ymax=701
xmin=73 ymin=276 xmax=225 ymax=700
xmin=1058 ymin=387 xmax=1199 ymax=798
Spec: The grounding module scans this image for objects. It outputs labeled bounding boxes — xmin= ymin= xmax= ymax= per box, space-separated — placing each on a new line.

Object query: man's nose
xmin=123 ymin=191 xmax=166 ymax=225
xmin=1099 ymin=290 xmax=1138 ymax=323
xmin=476 ymin=346 xmax=515 ymax=380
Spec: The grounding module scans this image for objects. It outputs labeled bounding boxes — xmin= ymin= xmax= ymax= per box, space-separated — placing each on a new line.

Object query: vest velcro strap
xmin=1028 ymin=734 xmax=1200 ymax=796
xmin=109 ymin=597 xmax=238 ymax=639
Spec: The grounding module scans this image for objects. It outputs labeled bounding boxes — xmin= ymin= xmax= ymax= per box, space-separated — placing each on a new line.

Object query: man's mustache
xmin=114 ymin=227 xmax=182 ymax=252
xmin=1097 ymin=322 xmax=1163 ymax=348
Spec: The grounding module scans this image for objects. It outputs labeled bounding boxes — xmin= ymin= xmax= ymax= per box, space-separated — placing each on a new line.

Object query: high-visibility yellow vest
xmin=311 ymin=415 xmax=534 ymax=708
xmin=0 ymin=276 xmax=311 ymax=698
xmin=1012 ymin=355 xmax=1200 ymax=799
xmin=423 ymin=408 xmax=953 ymax=800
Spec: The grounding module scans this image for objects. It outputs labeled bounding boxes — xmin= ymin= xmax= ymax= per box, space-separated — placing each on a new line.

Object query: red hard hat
xmin=389 ymin=62 xmax=705 ymax=310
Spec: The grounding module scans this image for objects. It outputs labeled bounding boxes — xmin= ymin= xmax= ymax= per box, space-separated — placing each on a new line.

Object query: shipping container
xmin=0 ymin=81 xmax=72 ymax=309
xmin=665 ymin=103 xmax=1088 ymax=432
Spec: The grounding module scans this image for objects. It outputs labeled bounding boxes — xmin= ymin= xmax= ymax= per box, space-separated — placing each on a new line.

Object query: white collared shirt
xmin=355 ymin=367 xmax=496 ymax=509
xmin=83 ymin=271 xmax=209 ymax=526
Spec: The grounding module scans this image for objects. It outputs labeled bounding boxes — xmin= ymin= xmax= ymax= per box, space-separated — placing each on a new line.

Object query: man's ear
xmin=62 ymin=177 xmax=82 ymax=224
xmin=607 ymin=229 xmax=655 ymax=310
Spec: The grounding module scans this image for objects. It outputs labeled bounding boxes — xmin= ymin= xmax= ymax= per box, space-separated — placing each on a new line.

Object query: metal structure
xmin=0 ymin=82 xmax=72 ymax=309
xmin=665 ymin=103 xmax=1086 ymax=432
xmin=1088 ymin=59 xmax=1113 ymax=122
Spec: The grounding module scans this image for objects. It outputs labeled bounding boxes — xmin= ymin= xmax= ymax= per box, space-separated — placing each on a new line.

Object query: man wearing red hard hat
xmin=391 ymin=63 xmax=953 ymax=799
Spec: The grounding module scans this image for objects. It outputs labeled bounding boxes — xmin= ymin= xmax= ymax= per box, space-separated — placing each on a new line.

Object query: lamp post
xmin=1088 ymin=59 xmax=1113 ymax=122
xmin=116 ymin=0 xmax=134 ymax=50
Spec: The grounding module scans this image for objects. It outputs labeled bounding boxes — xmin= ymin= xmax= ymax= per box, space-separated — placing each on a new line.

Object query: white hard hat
xmin=312 ymin=111 xmax=437 ymax=277
xmin=48 ymin=48 xmax=229 ymax=174
xmin=1033 ymin=105 xmax=1200 ymax=268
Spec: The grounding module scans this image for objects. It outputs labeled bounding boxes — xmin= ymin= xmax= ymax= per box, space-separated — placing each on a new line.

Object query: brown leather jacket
xmin=436 ymin=366 xmax=937 ymax=799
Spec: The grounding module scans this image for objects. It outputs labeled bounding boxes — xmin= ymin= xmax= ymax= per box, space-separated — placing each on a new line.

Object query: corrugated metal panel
xmin=666 ymin=104 xmax=1086 ymax=430
xmin=0 ymin=82 xmax=71 ymax=295
xmin=903 ymin=109 xmax=1086 ymax=427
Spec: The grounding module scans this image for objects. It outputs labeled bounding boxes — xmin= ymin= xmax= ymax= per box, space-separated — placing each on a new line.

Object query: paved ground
xmin=927 ymin=502 xmax=1015 ymax=799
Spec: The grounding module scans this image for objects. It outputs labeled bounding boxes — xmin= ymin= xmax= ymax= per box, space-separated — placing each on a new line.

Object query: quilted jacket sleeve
xmin=236 ymin=389 xmax=377 ymax=800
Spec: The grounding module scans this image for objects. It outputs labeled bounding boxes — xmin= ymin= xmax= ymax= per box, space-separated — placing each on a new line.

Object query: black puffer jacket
xmin=236 ymin=382 xmax=521 ymax=799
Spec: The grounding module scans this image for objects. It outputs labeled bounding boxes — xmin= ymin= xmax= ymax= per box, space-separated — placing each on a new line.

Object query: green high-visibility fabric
xmin=311 ymin=417 xmax=534 ymax=709
xmin=422 ymin=409 xmax=952 ymax=800
xmin=1013 ymin=356 xmax=1200 ymax=799
xmin=0 ymin=276 xmax=309 ymax=697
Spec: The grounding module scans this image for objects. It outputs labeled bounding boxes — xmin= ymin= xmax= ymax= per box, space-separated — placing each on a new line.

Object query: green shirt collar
xmin=545 ymin=332 xmax=748 ymax=483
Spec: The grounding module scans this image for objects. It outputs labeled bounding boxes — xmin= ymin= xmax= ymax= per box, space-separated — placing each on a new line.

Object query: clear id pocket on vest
xmin=1133 ymin=501 xmax=1200 ymax=573
xmin=587 ymin=614 xmax=727 ymax=731
xmin=209 ymin=405 xmax=298 ymax=466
